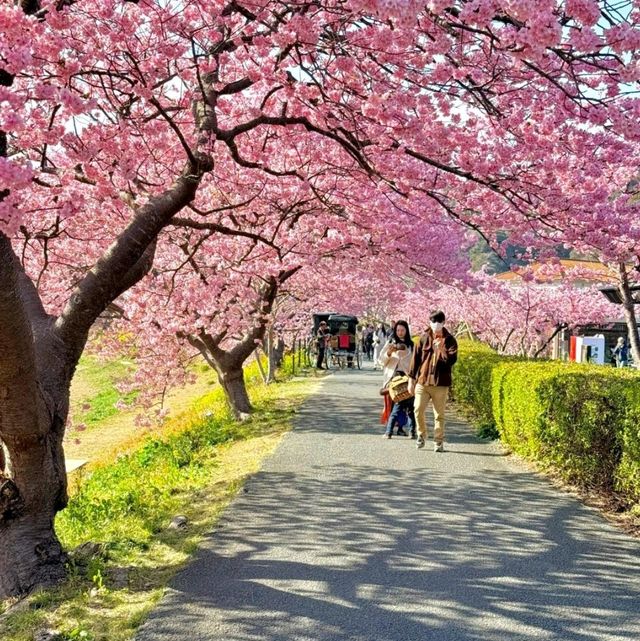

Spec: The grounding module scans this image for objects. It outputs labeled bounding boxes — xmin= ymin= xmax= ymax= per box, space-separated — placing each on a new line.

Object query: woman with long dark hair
xmin=379 ymin=320 xmax=416 ymax=439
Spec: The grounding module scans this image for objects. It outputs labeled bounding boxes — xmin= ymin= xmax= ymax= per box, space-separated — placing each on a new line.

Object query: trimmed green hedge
xmin=453 ymin=341 xmax=640 ymax=507
xmin=453 ymin=342 xmax=509 ymax=437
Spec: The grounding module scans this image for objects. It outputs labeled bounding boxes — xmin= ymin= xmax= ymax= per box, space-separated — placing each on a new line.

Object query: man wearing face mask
xmin=407 ymin=310 xmax=458 ymax=452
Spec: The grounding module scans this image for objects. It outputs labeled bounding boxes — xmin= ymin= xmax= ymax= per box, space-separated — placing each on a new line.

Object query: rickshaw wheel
xmin=304 ymin=342 xmax=313 ymax=368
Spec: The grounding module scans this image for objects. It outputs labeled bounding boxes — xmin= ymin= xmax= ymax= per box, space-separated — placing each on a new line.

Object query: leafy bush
xmin=453 ymin=341 xmax=510 ymax=439
xmin=453 ymin=340 xmax=640 ymax=506
xmin=495 ymin=362 xmax=629 ymax=491
xmin=616 ymin=383 xmax=640 ymax=502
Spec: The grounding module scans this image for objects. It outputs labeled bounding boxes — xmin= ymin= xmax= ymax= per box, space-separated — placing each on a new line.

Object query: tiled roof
xmin=494 ymin=259 xmax=614 ymax=283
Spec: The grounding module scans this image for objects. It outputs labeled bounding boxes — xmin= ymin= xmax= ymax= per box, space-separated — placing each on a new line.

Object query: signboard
xmin=569 ymin=335 xmax=605 ymax=365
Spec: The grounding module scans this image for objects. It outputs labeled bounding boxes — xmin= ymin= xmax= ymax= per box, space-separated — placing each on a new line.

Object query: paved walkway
xmin=137 ymin=364 xmax=640 ymax=641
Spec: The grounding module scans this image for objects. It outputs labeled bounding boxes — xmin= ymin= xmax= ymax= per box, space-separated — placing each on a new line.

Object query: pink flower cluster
xmin=3 ymin=0 xmax=640 ymax=397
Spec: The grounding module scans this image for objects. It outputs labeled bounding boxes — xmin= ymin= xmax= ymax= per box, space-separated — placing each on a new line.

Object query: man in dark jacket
xmin=408 ymin=310 xmax=458 ymax=452
xmin=316 ymin=321 xmax=331 ymax=369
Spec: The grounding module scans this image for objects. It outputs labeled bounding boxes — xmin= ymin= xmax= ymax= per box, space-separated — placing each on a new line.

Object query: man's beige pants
xmin=414 ymin=384 xmax=449 ymax=444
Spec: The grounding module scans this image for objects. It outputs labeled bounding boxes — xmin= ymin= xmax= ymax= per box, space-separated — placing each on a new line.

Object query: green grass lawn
xmin=65 ymin=356 xmax=218 ymax=466
xmin=1 ymin=355 xmax=322 ymax=641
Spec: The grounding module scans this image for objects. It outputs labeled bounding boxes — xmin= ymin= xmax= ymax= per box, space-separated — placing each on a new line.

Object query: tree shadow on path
xmin=137 ymin=368 xmax=640 ymax=641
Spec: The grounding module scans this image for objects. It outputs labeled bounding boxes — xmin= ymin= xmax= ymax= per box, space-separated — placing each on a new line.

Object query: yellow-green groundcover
xmin=1 ymin=356 xmax=318 ymax=641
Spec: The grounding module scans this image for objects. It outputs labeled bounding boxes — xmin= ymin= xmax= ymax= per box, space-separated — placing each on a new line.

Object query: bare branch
xmin=172 ymin=216 xmax=280 ymax=251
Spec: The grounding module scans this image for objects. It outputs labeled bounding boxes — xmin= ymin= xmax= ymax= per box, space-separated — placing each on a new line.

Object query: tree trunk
xmin=186 ymin=269 xmax=301 ymax=418
xmin=217 ymin=365 xmax=252 ymax=419
xmin=0 ymin=0 xmax=68 ymax=596
xmin=0 ymin=154 xmax=211 ymax=597
xmin=499 ymin=328 xmax=514 ymax=354
xmin=0 ymin=232 xmax=71 ymax=598
xmin=187 ymin=336 xmax=254 ymax=419
xmin=254 ymin=349 xmax=268 ymax=384
xmin=266 ymin=326 xmax=276 ymax=383
xmin=273 ymin=336 xmax=285 ymax=368
xmin=0 ymin=350 xmax=70 ymax=600
xmin=618 ymin=263 xmax=640 ymax=367
xmin=0 ymin=511 xmax=67 ymax=598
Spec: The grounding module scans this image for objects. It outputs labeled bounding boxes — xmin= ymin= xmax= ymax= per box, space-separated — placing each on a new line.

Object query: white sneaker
xmin=433 ymin=442 xmax=444 ymax=453
xmin=416 ymin=436 xmax=425 ymax=449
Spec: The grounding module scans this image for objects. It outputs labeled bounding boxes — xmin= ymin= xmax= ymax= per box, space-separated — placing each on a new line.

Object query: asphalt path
xmin=137 ymin=363 xmax=640 ymax=641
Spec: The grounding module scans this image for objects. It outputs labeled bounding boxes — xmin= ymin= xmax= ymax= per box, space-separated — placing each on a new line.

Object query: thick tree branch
xmin=54 ymin=155 xmax=213 ymax=358
xmin=0 ymin=233 xmax=41 ymax=438
xmin=217 ymin=115 xmax=373 ymax=174
xmin=182 ymin=333 xmax=218 ymax=370
xmin=227 ymin=268 xmax=300 ymax=363
xmin=172 ymin=217 xmax=280 ymax=251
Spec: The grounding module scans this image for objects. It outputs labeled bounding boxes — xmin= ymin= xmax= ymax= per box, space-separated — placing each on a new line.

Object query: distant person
xmin=380 ymin=320 xmax=416 ymax=439
xmin=372 ymin=324 xmax=386 ymax=369
xmin=364 ymin=324 xmax=375 ymax=360
xmin=386 ymin=321 xmax=395 ymax=339
xmin=408 ymin=310 xmax=458 ymax=452
xmin=612 ymin=336 xmax=629 ymax=368
xmin=316 ymin=321 xmax=330 ymax=369
xmin=337 ymin=322 xmax=355 ymax=368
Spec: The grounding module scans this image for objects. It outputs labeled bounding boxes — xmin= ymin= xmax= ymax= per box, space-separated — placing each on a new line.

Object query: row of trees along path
xmin=2 ymin=0 xmax=640 ymax=598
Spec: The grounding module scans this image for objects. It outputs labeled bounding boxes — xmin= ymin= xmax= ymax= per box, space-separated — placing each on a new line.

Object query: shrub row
xmin=453 ymin=341 xmax=640 ymax=507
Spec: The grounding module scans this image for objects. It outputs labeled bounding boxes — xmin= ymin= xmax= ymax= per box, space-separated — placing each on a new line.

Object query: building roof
xmin=494 ymin=259 xmax=614 ymax=284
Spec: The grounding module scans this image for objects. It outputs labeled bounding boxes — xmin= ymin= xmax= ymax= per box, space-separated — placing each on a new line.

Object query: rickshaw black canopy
xmin=312 ymin=312 xmax=338 ymax=334
xmin=307 ymin=312 xmax=363 ymax=369
xmin=327 ymin=314 xmax=359 ymax=334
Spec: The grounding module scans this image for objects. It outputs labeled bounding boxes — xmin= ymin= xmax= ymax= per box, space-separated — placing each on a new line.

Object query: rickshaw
xmin=325 ymin=314 xmax=363 ymax=370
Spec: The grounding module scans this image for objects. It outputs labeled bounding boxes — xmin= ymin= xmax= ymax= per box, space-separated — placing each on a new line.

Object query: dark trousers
xmin=316 ymin=346 xmax=325 ymax=368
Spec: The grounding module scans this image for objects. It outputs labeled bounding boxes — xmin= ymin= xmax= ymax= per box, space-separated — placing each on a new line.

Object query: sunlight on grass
xmin=0 ymin=356 xmax=321 ymax=641
xmin=65 ymin=357 xmax=219 ymax=466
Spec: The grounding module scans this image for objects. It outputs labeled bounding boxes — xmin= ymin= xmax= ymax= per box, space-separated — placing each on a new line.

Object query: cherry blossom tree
xmin=2 ymin=0 xmax=640 ymax=597
xmin=109 ymin=172 xmax=474 ymax=416
xmin=403 ymin=273 xmax=618 ymax=357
